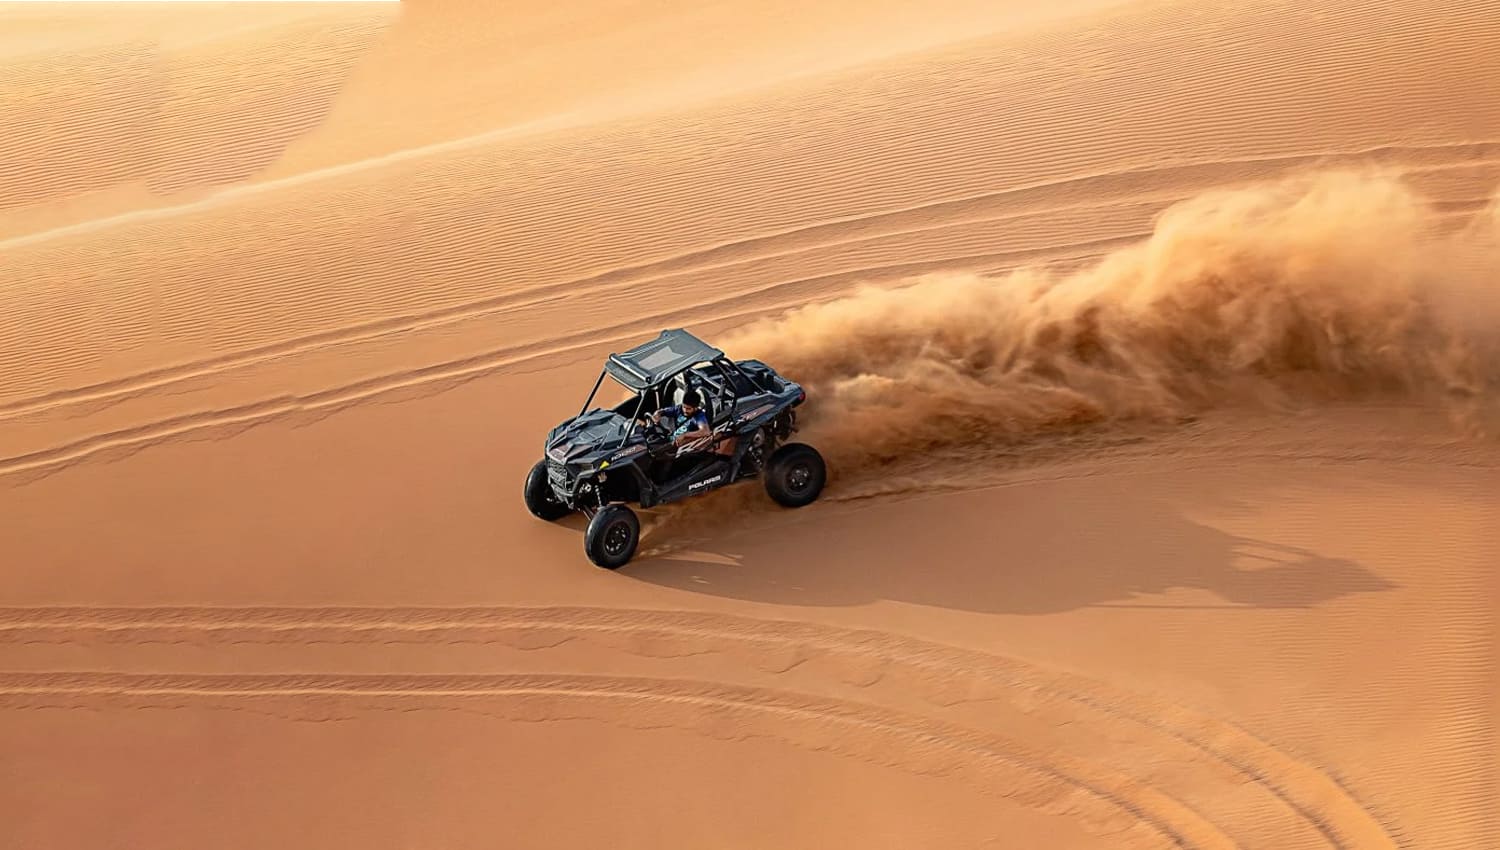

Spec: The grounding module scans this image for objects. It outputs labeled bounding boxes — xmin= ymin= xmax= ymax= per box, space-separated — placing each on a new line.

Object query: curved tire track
xmin=0 ymin=604 xmax=1399 ymax=849
xmin=0 ymin=670 xmax=1235 ymax=849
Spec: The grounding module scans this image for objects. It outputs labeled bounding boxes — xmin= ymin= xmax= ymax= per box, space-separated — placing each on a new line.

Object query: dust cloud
xmin=722 ymin=170 xmax=1500 ymax=474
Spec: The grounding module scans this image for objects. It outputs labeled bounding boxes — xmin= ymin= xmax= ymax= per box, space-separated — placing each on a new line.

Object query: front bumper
xmin=546 ymin=456 xmax=600 ymax=507
xmin=546 ymin=456 xmax=570 ymax=491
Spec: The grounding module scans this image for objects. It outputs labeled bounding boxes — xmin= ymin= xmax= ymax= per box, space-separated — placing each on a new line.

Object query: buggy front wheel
xmin=764 ymin=442 xmax=826 ymax=508
xmin=585 ymin=504 xmax=640 ymax=569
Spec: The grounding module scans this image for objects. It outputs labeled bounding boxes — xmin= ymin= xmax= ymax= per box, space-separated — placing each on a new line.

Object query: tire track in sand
xmin=0 ymin=195 xmax=1488 ymax=485
xmin=2 ymin=146 xmax=1492 ymax=484
xmin=0 ymin=670 xmax=1229 ymax=849
xmin=0 ymin=605 xmax=1399 ymax=850
xmin=4 ymin=138 xmax=1495 ymax=424
xmin=0 ymin=238 xmax=1132 ymax=484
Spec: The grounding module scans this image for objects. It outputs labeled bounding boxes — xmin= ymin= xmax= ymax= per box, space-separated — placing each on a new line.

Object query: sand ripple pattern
xmin=0 ymin=12 xmax=392 ymax=213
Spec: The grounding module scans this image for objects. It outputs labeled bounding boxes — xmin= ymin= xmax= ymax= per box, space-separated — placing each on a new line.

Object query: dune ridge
xmin=0 ymin=6 xmax=396 ymax=235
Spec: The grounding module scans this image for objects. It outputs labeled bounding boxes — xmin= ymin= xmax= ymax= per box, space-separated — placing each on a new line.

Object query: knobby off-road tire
xmin=764 ymin=442 xmax=826 ymax=508
xmin=585 ymin=504 xmax=640 ymax=569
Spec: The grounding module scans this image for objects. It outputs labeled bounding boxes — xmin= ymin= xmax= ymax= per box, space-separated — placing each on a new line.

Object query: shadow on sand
xmin=617 ymin=478 xmax=1398 ymax=616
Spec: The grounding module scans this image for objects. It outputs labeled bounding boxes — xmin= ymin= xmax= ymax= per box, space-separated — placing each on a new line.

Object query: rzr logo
xmin=689 ymin=474 xmax=724 ymax=490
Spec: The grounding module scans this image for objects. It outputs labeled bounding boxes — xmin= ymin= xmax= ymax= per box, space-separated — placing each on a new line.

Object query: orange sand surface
xmin=1 ymin=1 xmax=1496 ymax=848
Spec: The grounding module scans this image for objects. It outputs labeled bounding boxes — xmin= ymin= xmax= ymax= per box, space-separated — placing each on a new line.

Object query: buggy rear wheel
xmin=585 ymin=504 xmax=640 ymax=569
xmin=764 ymin=442 xmax=826 ymax=508
xmin=524 ymin=459 xmax=572 ymax=521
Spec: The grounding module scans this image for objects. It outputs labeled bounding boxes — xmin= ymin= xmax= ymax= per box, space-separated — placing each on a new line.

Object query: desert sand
xmin=1 ymin=1 xmax=1496 ymax=848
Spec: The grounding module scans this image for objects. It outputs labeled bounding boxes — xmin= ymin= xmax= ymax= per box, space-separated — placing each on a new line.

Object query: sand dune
xmin=0 ymin=4 xmax=396 ymax=234
xmin=4 ymin=0 xmax=1500 ymax=480
xmin=1 ymin=0 xmax=1496 ymax=848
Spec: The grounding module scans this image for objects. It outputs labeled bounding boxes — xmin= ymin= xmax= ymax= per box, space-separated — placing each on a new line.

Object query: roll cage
xmin=577 ymin=354 xmax=760 ymax=450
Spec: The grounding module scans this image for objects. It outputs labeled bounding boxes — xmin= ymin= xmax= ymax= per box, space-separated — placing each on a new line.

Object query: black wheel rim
xmin=604 ymin=521 xmax=632 ymax=556
xmin=787 ymin=462 xmax=812 ymax=493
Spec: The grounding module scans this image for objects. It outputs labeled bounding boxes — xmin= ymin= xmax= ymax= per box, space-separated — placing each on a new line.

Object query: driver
xmin=640 ymin=389 xmax=710 ymax=449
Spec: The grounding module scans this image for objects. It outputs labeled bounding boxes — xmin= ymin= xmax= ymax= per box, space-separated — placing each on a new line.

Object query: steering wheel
xmin=639 ymin=416 xmax=673 ymax=447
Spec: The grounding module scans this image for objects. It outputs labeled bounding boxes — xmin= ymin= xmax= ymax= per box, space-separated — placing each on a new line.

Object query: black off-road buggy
xmin=524 ymin=328 xmax=826 ymax=568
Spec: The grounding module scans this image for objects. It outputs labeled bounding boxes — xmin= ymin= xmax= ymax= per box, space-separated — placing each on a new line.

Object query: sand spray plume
xmin=719 ymin=170 xmax=1500 ymax=478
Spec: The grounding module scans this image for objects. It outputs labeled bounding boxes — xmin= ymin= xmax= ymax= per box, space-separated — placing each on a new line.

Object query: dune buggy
xmin=524 ymin=328 xmax=826 ymax=568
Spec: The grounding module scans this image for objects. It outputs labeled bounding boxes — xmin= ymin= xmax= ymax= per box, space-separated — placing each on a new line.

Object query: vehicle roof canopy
xmin=604 ymin=329 xmax=724 ymax=390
